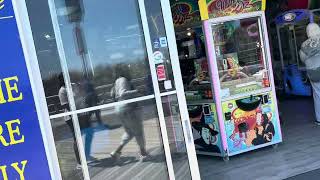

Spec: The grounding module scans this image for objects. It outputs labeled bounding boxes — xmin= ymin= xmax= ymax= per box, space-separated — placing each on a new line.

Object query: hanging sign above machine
xmin=198 ymin=0 xmax=266 ymax=20
xmin=275 ymin=9 xmax=311 ymax=25
xmin=170 ymin=0 xmax=201 ymax=27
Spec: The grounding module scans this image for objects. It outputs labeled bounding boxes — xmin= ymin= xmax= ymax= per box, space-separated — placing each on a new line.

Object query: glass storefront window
xmin=51 ymin=0 xmax=154 ymax=112
xmin=26 ymin=0 xmax=197 ymax=179
xmin=73 ymin=99 xmax=169 ymax=179
xmin=50 ymin=116 xmax=84 ymax=180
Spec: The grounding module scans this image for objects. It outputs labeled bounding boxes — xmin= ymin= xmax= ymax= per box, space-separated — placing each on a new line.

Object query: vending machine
xmin=191 ymin=0 xmax=283 ymax=160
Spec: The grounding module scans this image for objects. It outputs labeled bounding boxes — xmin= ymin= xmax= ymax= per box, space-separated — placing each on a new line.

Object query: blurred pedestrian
xmin=110 ymin=64 xmax=148 ymax=161
xmin=300 ymin=23 xmax=320 ymax=125
xmin=58 ymin=74 xmax=82 ymax=169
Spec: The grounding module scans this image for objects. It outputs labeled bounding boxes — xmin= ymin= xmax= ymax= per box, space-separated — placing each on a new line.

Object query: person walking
xmin=58 ymin=74 xmax=82 ymax=169
xmin=110 ymin=64 xmax=148 ymax=162
xmin=82 ymin=78 xmax=103 ymax=125
xmin=59 ymin=74 xmax=95 ymax=164
xmin=300 ymin=23 xmax=320 ymax=125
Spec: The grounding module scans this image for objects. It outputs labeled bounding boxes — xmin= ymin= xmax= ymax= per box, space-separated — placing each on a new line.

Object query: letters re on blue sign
xmin=0 ymin=1 xmax=51 ymax=180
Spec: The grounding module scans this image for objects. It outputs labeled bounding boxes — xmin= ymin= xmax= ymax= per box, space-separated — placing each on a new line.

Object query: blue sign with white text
xmin=0 ymin=1 xmax=52 ymax=179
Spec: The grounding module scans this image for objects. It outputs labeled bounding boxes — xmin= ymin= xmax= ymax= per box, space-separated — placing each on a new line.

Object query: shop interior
xmin=170 ymin=0 xmax=320 ymax=179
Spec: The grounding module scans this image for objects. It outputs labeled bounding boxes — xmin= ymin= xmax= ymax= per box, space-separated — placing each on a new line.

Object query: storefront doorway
xmin=24 ymin=0 xmax=200 ymax=179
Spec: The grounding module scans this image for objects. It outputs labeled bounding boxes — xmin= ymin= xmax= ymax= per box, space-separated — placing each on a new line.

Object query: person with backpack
xmin=300 ymin=23 xmax=320 ymax=125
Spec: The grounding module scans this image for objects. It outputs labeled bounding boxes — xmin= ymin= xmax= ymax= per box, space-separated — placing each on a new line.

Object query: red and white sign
xmin=156 ymin=64 xmax=166 ymax=81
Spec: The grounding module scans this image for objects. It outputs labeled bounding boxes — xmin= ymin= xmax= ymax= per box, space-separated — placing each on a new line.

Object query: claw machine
xmin=194 ymin=0 xmax=282 ymax=160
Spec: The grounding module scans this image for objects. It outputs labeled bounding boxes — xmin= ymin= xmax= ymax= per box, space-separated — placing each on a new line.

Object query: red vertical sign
xmin=157 ymin=64 xmax=166 ymax=81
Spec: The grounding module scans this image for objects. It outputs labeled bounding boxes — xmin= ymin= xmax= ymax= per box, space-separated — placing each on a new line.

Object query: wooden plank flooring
xmin=52 ymin=98 xmax=320 ymax=180
xmin=51 ymin=105 xmax=191 ymax=180
xmin=198 ymin=97 xmax=320 ymax=180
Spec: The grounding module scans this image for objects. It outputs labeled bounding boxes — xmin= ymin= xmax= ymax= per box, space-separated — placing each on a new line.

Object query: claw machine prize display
xmin=196 ymin=0 xmax=282 ymax=159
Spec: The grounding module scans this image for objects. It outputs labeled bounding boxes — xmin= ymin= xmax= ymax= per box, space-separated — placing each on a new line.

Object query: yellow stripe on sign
xmin=0 ymin=0 xmax=4 ymax=10
xmin=198 ymin=0 xmax=209 ymax=20
xmin=262 ymin=0 xmax=266 ymax=11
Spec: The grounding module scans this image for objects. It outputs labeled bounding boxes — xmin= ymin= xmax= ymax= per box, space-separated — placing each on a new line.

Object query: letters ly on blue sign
xmin=0 ymin=1 xmax=52 ymax=180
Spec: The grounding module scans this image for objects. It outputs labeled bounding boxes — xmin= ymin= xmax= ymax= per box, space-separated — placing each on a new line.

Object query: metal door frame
xmin=159 ymin=0 xmax=201 ymax=179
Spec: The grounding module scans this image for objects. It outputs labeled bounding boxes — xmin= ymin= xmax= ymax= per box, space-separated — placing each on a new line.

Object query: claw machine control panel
xmin=194 ymin=0 xmax=282 ymax=159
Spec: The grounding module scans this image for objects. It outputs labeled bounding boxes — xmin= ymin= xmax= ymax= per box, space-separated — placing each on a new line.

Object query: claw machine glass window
xmin=211 ymin=17 xmax=271 ymax=99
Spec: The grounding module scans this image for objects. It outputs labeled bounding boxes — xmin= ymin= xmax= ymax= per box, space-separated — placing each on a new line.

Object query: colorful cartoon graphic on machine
xmin=222 ymin=93 xmax=281 ymax=154
xmin=188 ymin=104 xmax=222 ymax=154
xmin=170 ymin=0 xmax=201 ymax=27
xmin=206 ymin=0 xmax=265 ymax=18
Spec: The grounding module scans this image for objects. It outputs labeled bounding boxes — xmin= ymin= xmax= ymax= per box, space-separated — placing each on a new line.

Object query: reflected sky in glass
xmin=28 ymin=0 xmax=148 ymax=79
xmin=55 ymin=0 xmax=147 ymax=71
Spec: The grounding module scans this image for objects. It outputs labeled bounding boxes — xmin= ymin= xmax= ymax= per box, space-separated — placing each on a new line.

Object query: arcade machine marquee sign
xmin=0 ymin=0 xmax=52 ymax=179
xmin=200 ymin=0 xmax=266 ymax=19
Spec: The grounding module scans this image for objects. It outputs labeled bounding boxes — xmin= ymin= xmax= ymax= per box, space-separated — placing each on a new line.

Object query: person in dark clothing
xmin=59 ymin=74 xmax=96 ymax=165
xmin=82 ymin=78 xmax=103 ymax=125
xmin=58 ymin=74 xmax=82 ymax=169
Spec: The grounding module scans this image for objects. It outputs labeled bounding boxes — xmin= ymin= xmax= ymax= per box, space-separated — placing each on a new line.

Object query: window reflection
xmin=27 ymin=0 xmax=193 ymax=179
xmin=50 ymin=116 xmax=84 ymax=180
xmin=57 ymin=0 xmax=154 ymax=110
xmin=30 ymin=0 xmax=156 ymax=115
xmin=77 ymin=100 xmax=169 ymax=180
